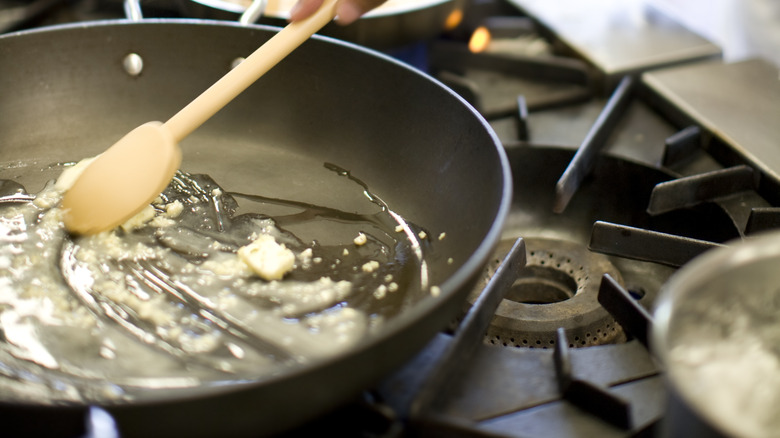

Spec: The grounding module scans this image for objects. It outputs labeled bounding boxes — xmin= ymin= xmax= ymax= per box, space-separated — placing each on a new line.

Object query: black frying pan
xmin=0 ymin=20 xmax=510 ymax=437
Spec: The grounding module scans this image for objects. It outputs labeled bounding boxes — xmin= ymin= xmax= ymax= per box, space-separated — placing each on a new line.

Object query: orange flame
xmin=445 ymin=8 xmax=464 ymax=30
xmin=469 ymin=26 xmax=492 ymax=53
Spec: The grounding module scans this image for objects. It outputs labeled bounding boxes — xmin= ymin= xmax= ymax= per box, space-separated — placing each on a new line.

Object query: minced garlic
xmin=362 ymin=260 xmax=380 ymax=273
xmin=353 ymin=232 xmax=367 ymax=246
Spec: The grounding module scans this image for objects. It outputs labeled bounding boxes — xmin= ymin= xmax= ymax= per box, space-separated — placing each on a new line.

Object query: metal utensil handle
xmin=239 ymin=0 xmax=267 ymax=25
xmin=164 ymin=0 xmax=338 ymax=142
xmin=123 ymin=0 xmax=142 ymax=22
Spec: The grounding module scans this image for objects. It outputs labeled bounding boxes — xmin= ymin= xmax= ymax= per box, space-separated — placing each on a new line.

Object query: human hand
xmin=289 ymin=0 xmax=388 ymax=25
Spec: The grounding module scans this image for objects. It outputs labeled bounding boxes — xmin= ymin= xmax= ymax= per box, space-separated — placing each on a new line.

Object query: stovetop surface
xmin=507 ymin=0 xmax=722 ymax=86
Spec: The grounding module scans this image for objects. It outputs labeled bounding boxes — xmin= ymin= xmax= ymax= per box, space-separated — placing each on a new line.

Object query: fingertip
xmin=335 ymin=2 xmax=363 ymax=25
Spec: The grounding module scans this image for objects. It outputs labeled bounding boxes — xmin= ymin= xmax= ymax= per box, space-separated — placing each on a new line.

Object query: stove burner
xmin=468 ymin=237 xmax=626 ymax=349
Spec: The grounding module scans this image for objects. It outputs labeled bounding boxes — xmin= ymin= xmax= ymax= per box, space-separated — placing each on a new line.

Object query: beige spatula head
xmin=61 ymin=122 xmax=180 ymax=234
xmin=61 ymin=0 xmax=338 ymax=235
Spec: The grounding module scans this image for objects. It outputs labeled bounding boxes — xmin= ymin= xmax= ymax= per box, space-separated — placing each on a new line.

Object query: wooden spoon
xmin=61 ymin=0 xmax=338 ymax=235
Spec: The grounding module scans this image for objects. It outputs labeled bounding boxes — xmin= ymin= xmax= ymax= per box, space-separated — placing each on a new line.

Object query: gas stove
xmin=371 ymin=1 xmax=780 ymax=437
xmin=2 ymin=0 xmax=779 ymax=437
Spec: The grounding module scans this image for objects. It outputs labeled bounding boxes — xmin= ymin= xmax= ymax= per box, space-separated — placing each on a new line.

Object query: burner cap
xmin=467 ymin=237 xmax=627 ymax=348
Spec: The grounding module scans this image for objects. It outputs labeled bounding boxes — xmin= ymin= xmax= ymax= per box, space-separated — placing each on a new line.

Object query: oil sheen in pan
xmin=0 ymin=161 xmax=437 ymax=405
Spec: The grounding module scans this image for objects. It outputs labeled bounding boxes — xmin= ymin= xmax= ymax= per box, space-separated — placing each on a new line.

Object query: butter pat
xmin=238 ymin=235 xmax=295 ymax=281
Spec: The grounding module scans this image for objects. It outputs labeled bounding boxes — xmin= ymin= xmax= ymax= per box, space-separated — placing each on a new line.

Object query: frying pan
xmin=179 ymin=0 xmax=464 ymax=49
xmin=0 ymin=19 xmax=510 ymax=437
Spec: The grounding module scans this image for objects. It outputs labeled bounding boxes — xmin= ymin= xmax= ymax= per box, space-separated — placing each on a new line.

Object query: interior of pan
xmin=0 ymin=20 xmax=510 ymax=436
xmin=0 ymin=20 xmax=507 ymax=276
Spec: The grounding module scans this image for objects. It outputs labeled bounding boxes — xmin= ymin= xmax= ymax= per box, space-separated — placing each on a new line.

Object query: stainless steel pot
xmin=653 ymin=230 xmax=780 ymax=438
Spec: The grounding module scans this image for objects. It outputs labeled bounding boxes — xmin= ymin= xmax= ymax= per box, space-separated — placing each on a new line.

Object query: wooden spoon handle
xmin=164 ymin=0 xmax=338 ymax=142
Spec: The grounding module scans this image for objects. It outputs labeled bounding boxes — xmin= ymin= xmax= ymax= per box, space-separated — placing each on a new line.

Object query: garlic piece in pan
xmin=238 ymin=234 xmax=296 ymax=281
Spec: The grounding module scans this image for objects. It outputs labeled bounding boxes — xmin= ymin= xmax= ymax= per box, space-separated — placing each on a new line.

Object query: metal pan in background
xmin=0 ymin=19 xmax=510 ymax=437
xmin=178 ymin=0 xmax=464 ymax=49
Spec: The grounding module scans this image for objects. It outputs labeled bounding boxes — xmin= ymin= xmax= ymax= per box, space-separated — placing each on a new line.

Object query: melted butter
xmin=0 ymin=163 xmax=435 ymax=404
